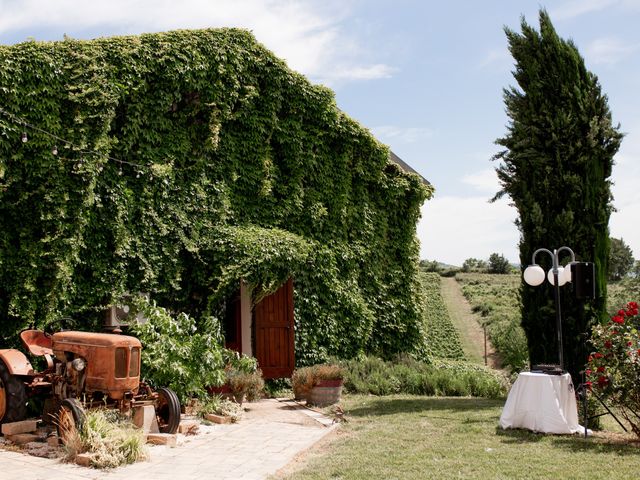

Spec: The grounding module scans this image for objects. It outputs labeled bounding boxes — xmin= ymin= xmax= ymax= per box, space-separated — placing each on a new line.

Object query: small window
xmin=129 ymin=347 xmax=140 ymax=377
xmin=115 ymin=347 xmax=127 ymax=378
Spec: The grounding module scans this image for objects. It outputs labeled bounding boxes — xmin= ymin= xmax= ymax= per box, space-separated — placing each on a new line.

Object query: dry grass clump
xmin=196 ymin=394 xmax=244 ymax=422
xmin=62 ymin=409 xmax=148 ymax=469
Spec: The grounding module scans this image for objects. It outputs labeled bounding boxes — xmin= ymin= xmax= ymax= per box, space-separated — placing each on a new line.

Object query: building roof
xmin=389 ymin=151 xmax=430 ymax=186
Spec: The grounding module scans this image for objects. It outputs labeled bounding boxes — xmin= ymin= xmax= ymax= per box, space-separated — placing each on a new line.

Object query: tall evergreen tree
xmin=493 ymin=10 xmax=623 ymax=380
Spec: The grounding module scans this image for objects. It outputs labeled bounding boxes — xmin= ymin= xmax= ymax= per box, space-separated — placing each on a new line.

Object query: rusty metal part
xmin=0 ymin=349 xmax=34 ymax=375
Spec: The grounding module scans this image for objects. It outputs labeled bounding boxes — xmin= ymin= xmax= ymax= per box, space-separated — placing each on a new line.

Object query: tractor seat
xmin=20 ymin=329 xmax=54 ymax=357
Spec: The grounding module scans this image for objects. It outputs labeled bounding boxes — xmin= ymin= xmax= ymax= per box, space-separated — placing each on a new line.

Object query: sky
xmin=1 ymin=0 xmax=639 ymax=266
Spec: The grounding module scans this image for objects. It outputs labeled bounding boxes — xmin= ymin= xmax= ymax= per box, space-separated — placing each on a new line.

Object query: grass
xmin=421 ymin=272 xmax=466 ymax=360
xmin=274 ymin=395 xmax=640 ymax=480
xmin=456 ymin=273 xmax=528 ymax=373
xmin=338 ymin=355 xmax=508 ymax=399
xmin=63 ymin=409 xmax=148 ymax=469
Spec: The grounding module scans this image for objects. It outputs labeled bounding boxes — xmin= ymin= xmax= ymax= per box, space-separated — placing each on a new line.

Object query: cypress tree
xmin=493 ymin=10 xmax=623 ymax=381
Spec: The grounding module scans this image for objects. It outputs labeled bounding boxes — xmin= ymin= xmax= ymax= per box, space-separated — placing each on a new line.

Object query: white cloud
xmin=610 ymin=129 xmax=640 ymax=255
xmin=370 ymin=125 xmax=434 ymax=144
xmin=584 ymin=37 xmax=639 ymax=65
xmin=550 ymin=0 xmax=620 ymax=20
xmin=0 ymin=0 xmax=393 ymax=85
xmin=461 ymin=168 xmax=501 ymax=194
xmin=417 ymin=195 xmax=519 ymax=266
xmin=479 ymin=48 xmax=512 ymax=70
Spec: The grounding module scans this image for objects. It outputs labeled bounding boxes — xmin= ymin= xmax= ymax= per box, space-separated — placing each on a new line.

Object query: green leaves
xmin=0 ymin=28 xmax=430 ymax=365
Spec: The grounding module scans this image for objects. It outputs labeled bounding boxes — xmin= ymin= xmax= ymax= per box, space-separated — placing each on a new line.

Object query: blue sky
xmin=1 ymin=0 xmax=638 ymax=266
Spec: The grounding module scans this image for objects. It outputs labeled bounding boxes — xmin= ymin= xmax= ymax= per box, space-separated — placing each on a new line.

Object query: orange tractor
xmin=0 ymin=329 xmax=180 ymax=440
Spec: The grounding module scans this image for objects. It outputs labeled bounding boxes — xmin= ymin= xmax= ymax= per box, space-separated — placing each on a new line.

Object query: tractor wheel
xmin=56 ymin=398 xmax=86 ymax=445
xmin=155 ymin=387 xmax=180 ymax=434
xmin=0 ymin=361 xmax=27 ymax=425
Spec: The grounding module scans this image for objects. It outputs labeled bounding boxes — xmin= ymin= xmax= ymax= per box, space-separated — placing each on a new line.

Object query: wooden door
xmin=254 ymin=278 xmax=295 ymax=378
xmin=223 ymin=292 xmax=242 ymax=353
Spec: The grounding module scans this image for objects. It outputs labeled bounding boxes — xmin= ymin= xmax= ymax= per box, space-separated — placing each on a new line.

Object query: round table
xmin=499 ymin=372 xmax=585 ymax=434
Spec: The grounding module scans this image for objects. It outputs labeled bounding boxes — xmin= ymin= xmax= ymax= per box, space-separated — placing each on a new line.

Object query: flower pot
xmin=308 ymin=380 xmax=343 ymax=407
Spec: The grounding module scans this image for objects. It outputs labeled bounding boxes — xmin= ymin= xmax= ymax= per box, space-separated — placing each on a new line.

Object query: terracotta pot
xmin=308 ymin=379 xmax=343 ymax=407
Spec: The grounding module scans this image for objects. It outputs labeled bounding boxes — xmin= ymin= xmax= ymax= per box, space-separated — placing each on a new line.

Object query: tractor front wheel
xmin=0 ymin=361 xmax=27 ymax=425
xmin=56 ymin=398 xmax=86 ymax=445
xmin=155 ymin=387 xmax=180 ymax=434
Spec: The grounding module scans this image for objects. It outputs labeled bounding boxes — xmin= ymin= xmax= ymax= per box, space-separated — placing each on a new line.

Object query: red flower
xmin=585 ymin=369 xmax=592 ymax=376
xmin=604 ymin=340 xmax=612 ymax=349
xmin=628 ymin=341 xmax=633 ymax=347
xmin=618 ymin=309 xmax=627 ymax=316
xmin=637 ymin=349 xmax=640 ymax=355
xmin=628 ymin=301 xmax=638 ymax=309
xmin=597 ymin=366 xmax=605 ymax=373
xmin=612 ymin=315 xmax=624 ymax=325
xmin=594 ymin=352 xmax=604 ymax=359
xmin=584 ymin=381 xmax=592 ymax=390
xmin=588 ymin=355 xmax=594 ymax=362
xmin=597 ymin=376 xmax=609 ymax=387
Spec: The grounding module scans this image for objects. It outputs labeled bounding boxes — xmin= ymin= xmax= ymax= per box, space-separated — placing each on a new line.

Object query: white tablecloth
xmin=499 ymin=372 xmax=585 ymax=434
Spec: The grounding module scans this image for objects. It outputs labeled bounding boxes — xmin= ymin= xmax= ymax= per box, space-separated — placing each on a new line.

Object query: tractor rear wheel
xmin=0 ymin=361 xmax=27 ymax=425
xmin=155 ymin=387 xmax=180 ymax=434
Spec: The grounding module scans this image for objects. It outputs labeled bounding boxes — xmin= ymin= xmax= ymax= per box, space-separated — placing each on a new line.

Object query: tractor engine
xmin=51 ymin=353 xmax=87 ymax=400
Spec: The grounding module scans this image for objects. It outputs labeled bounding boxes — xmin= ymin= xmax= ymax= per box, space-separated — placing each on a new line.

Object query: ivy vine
xmin=0 ymin=29 xmax=433 ymax=363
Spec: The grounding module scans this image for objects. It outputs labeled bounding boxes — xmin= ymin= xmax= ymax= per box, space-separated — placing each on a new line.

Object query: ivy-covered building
xmin=0 ymin=29 xmax=433 ymax=374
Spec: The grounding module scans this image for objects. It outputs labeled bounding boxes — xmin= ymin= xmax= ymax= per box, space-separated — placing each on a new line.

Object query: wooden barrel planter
xmin=308 ymin=379 xmax=343 ymax=407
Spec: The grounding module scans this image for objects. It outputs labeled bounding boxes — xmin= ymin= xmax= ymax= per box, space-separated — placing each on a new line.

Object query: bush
xmin=196 ymin=395 xmax=243 ymax=422
xmin=457 ymin=273 xmax=528 ymax=373
xmin=338 ymin=355 xmax=508 ymax=399
xmin=227 ymin=370 xmax=265 ymax=403
xmin=129 ymin=297 xmax=226 ymax=403
xmin=291 ymin=364 xmax=345 ymax=399
xmin=587 ymin=301 xmax=640 ymax=437
xmin=63 ymin=409 xmax=148 ymax=469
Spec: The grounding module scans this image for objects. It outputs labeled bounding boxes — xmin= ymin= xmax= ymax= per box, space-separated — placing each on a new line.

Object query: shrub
xmin=129 ymin=297 xmax=226 ymax=403
xmin=227 ymin=369 xmax=265 ymax=403
xmin=291 ymin=363 xmax=345 ymax=399
xmin=63 ymin=409 xmax=148 ymax=469
xmin=292 ymin=366 xmax=316 ymax=400
xmin=587 ymin=301 xmax=640 ymax=437
xmin=338 ymin=355 xmax=508 ymax=399
xmin=196 ymin=395 xmax=243 ymax=422
xmin=421 ymin=273 xmax=466 ymax=360
xmin=457 ymin=273 xmax=528 ymax=373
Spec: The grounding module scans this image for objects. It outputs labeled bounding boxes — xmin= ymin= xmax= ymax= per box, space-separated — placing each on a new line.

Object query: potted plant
xmin=291 ymin=366 xmax=316 ymax=401
xmin=308 ymin=364 xmax=345 ymax=407
xmin=227 ymin=368 xmax=265 ymax=404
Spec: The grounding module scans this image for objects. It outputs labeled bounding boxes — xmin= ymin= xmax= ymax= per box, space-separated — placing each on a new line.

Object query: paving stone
xmin=1 ymin=420 xmax=38 ymax=436
xmin=178 ymin=420 xmax=199 ymax=434
xmin=75 ymin=453 xmax=92 ymax=467
xmin=204 ymin=413 xmax=232 ymax=424
xmin=146 ymin=433 xmax=177 ymax=447
xmin=1 ymin=398 xmax=337 ymax=480
xmin=5 ymin=433 xmax=40 ymax=445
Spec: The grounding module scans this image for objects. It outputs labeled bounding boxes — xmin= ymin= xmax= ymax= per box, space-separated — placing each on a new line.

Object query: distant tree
xmin=608 ymin=238 xmax=634 ymax=281
xmin=487 ymin=253 xmax=511 ymax=274
xmin=462 ymin=258 xmax=487 ymax=273
xmin=633 ymin=261 xmax=640 ymax=279
xmin=419 ymin=259 xmax=441 ymax=273
xmin=493 ymin=10 xmax=623 ymax=382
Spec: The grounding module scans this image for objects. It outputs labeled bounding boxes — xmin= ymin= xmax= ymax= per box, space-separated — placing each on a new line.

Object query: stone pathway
xmin=0 ymin=399 xmax=337 ymax=480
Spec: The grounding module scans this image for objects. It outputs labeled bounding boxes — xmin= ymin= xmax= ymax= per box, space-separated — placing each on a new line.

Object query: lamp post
xmin=522 ymin=247 xmax=576 ymax=372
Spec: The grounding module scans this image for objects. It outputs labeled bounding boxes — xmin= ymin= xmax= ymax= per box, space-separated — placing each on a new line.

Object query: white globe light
xmin=547 ymin=267 xmax=567 ymax=286
xmin=523 ymin=265 xmax=545 ymax=286
xmin=563 ymin=263 xmax=573 ymax=283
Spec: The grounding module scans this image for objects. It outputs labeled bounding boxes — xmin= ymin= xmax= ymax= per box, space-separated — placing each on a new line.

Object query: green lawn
xmin=275 ymin=395 xmax=639 ymax=480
